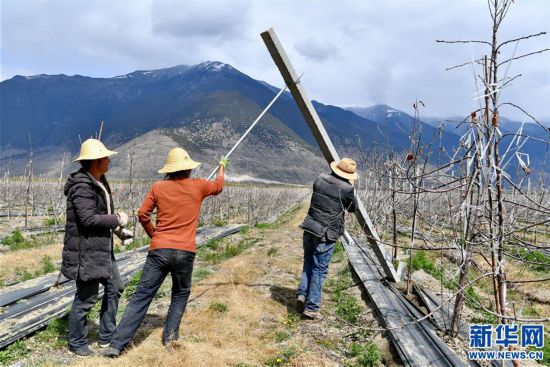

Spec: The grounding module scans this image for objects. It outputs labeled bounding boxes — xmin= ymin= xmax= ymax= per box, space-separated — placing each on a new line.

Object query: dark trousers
xmin=68 ymin=260 xmax=124 ymax=351
xmin=110 ymin=248 xmax=195 ymax=351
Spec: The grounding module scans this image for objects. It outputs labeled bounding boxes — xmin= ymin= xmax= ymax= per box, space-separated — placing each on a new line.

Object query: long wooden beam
xmin=261 ymin=27 xmax=398 ymax=282
xmin=341 ymin=233 xmax=468 ymax=367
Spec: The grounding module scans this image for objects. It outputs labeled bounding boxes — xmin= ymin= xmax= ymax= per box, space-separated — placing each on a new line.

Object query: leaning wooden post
xmin=261 ymin=27 xmax=399 ymax=282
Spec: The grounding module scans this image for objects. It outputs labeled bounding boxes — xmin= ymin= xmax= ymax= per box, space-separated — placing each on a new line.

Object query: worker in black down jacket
xmin=297 ymin=158 xmax=358 ymax=320
xmin=61 ymin=138 xmax=132 ymax=356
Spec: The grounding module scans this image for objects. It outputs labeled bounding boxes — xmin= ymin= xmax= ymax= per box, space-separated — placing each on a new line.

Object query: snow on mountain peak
xmin=195 ymin=61 xmax=232 ymax=72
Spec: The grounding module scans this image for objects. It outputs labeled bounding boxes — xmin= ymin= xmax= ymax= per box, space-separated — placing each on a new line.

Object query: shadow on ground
xmin=130 ymin=314 xmax=165 ymax=347
xmin=269 ymin=285 xmax=299 ymax=314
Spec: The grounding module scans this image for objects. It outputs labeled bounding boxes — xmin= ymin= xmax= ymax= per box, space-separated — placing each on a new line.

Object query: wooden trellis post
xmin=261 ymin=27 xmax=399 ymax=282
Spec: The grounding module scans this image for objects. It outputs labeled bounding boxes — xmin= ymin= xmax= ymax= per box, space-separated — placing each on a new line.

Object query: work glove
xmin=117 ymin=212 xmax=129 ymax=227
xmin=219 ymin=157 xmax=229 ymax=168
xmin=114 ymin=227 xmax=134 ymax=245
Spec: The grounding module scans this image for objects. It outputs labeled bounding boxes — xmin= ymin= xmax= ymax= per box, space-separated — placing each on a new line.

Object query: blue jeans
xmin=69 ymin=260 xmax=124 ymax=351
xmin=110 ymin=248 xmax=195 ymax=351
xmin=297 ymin=232 xmax=335 ymax=312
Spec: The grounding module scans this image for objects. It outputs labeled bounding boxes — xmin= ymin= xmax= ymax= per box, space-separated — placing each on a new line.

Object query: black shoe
xmin=70 ymin=346 xmax=94 ymax=357
xmin=101 ymin=346 xmax=121 ymax=358
xmin=296 ymin=295 xmax=306 ymax=313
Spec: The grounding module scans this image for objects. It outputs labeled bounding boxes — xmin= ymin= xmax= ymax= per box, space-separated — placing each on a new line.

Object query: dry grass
xmin=73 ymin=203 xmax=319 ymax=367
xmin=7 ymin=198 xmax=398 ymax=366
xmin=0 ymin=242 xmax=62 ymax=281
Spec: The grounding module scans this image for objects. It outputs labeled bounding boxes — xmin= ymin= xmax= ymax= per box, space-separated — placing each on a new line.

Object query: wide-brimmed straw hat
xmin=158 ymin=148 xmax=201 ymax=173
xmin=73 ymin=138 xmax=118 ymax=162
xmin=330 ymin=158 xmax=358 ymax=180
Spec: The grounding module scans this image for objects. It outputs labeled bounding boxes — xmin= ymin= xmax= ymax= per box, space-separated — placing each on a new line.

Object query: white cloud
xmin=1 ymin=0 xmax=548 ymax=120
xmin=151 ymin=0 xmax=251 ymax=41
xmin=295 ymin=38 xmax=339 ymax=62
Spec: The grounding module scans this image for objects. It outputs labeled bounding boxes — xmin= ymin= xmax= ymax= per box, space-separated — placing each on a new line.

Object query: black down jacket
xmin=300 ymin=173 xmax=357 ymax=241
xmin=61 ymin=169 xmax=119 ymax=281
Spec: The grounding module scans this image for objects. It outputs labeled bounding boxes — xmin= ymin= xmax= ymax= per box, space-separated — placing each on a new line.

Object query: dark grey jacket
xmin=300 ymin=173 xmax=357 ymax=241
xmin=61 ymin=169 xmax=119 ymax=281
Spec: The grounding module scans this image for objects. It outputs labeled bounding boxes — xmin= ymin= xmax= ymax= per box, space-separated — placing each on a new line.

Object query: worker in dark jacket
xmin=297 ymin=158 xmax=358 ymax=320
xmin=62 ymin=138 xmax=131 ymax=356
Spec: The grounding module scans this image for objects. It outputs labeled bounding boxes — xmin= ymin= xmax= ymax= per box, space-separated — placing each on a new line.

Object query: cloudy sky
xmin=1 ymin=0 xmax=549 ymax=120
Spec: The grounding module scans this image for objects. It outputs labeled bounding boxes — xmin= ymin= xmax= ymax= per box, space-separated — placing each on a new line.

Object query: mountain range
xmin=1 ymin=61 xmax=547 ymax=183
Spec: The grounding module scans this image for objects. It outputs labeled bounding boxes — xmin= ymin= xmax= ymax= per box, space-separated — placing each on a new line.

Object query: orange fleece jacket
xmin=138 ymin=175 xmax=224 ymax=252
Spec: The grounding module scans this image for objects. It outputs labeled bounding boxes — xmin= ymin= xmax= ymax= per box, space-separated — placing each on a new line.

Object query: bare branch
xmin=497 ymin=48 xmax=550 ymax=67
xmin=445 ymin=58 xmax=484 ymax=71
xmin=498 ymin=102 xmax=550 ymax=135
xmin=436 ymin=39 xmax=492 ymax=46
xmin=497 ymin=31 xmax=547 ymax=50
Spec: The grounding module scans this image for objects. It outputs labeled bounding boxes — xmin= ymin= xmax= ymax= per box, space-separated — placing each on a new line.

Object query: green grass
xmin=282 ymin=312 xmax=300 ymax=331
xmin=239 ymin=226 xmax=250 ymax=235
xmin=88 ymin=301 xmax=102 ymax=321
xmin=411 ymin=250 xmax=442 ymax=278
xmin=199 ymin=238 xmax=258 ymax=264
xmin=525 ymin=333 xmax=550 ymax=366
xmin=36 ymin=317 xmax=69 ymax=348
xmin=213 ymin=217 xmax=227 ymax=227
xmin=522 ymin=303 xmax=539 ymax=316
xmin=539 ymin=335 xmax=549 ymax=365
xmin=349 ymin=342 xmax=381 ymax=367
xmin=0 ymin=340 xmax=29 ymax=365
xmin=254 ymin=222 xmax=272 ymax=229
xmin=336 ymin=294 xmax=363 ymax=324
xmin=43 ymin=217 xmax=58 ymax=226
xmin=469 ymin=309 xmax=498 ymax=325
xmin=41 ymin=255 xmax=56 ymax=274
xmin=265 ymin=345 xmax=298 ymax=367
xmin=513 ymin=248 xmax=550 ymax=273
xmin=209 ymin=302 xmax=229 ymax=313
xmin=326 ymin=264 xmax=363 ymax=324
xmin=13 ymin=255 xmax=58 ymax=282
xmin=274 ymin=330 xmax=291 ymax=343
xmin=16 ymin=268 xmax=35 ymax=281
xmin=125 ymin=236 xmax=149 ymax=250
xmin=193 ymin=268 xmax=212 ymax=282
xmin=123 ymin=270 xmax=142 ymax=300
xmin=2 ymin=230 xmax=26 ymax=249
xmin=410 ymin=251 xmax=495 ymax=318
xmin=200 ymin=238 xmax=224 ymax=251
xmin=332 ymin=240 xmax=345 ymax=263
xmin=1 ymin=230 xmax=54 ymax=251
xmin=410 ymin=250 xmax=458 ymax=289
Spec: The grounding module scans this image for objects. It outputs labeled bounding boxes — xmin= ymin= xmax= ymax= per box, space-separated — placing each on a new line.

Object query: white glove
xmin=114 ymin=227 xmax=133 ymax=239
xmin=114 ymin=227 xmax=134 ymax=246
xmin=117 ymin=212 xmax=129 ymax=227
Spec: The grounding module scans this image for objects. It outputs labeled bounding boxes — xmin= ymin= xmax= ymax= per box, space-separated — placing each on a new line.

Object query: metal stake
xmin=206 ymin=76 xmax=301 ymax=180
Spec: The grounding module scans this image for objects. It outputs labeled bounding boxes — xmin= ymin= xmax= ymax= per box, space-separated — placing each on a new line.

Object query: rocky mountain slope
xmin=10 ymin=61 xmax=541 ymax=183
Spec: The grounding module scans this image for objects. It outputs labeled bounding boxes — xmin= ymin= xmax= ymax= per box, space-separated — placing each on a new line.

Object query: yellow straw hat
xmin=330 ymin=158 xmax=358 ymax=180
xmin=73 ymin=139 xmax=118 ymax=162
xmin=158 ymin=148 xmax=201 ymax=173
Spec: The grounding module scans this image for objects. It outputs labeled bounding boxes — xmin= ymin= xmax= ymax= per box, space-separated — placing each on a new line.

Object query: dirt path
xmin=7 ymin=200 xmax=400 ymax=366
